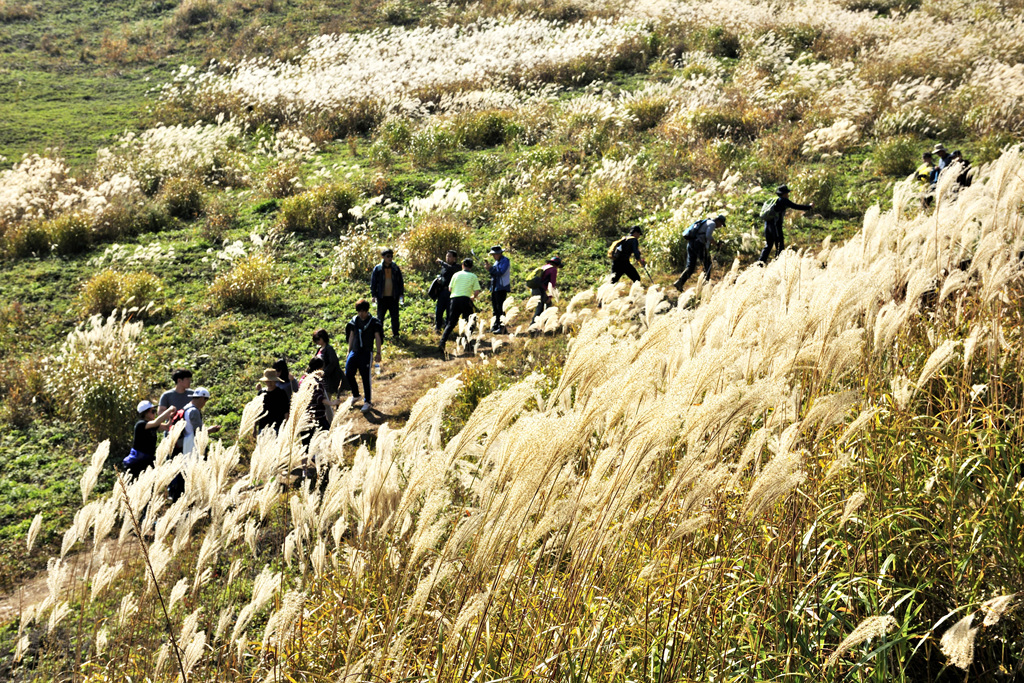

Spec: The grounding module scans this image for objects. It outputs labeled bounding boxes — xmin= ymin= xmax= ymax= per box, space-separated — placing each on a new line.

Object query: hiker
xmin=255 ymin=368 xmax=290 ymax=435
xmin=439 ymin=258 xmax=482 ymax=354
xmin=609 ymin=227 xmax=645 ymax=284
xmin=914 ymin=152 xmax=936 ymax=209
xmin=313 ymin=328 xmax=343 ymax=398
xmin=272 ymin=357 xmax=299 ymax=394
xmin=432 ymin=250 xmax=460 ymax=332
xmin=951 ymin=150 xmax=972 ymax=189
xmin=170 ymin=387 xmax=220 ymax=501
xmin=487 ymin=245 xmax=511 ymax=334
xmin=674 ymin=215 xmax=726 ymax=290
xmin=758 ymin=185 xmax=813 ymax=264
xmin=122 ymin=400 xmax=175 ymax=480
xmin=370 ymin=248 xmax=404 ymax=340
xmin=933 ymin=143 xmax=954 ymax=175
xmin=158 ymin=368 xmax=193 ymax=411
xmin=345 ymin=299 xmax=384 ymax=414
xmin=300 ymin=357 xmax=339 ymax=444
xmin=528 ymin=256 xmax=562 ymax=322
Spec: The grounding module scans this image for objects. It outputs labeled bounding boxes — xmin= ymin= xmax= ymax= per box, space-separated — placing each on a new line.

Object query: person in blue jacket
xmin=369 ymin=248 xmax=405 ymax=340
xmin=487 ymin=245 xmax=511 ymax=334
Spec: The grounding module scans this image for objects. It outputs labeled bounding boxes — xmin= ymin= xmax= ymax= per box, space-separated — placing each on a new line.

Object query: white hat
xmin=137 ymin=400 xmax=155 ymax=415
xmin=191 ymin=387 xmax=211 ymax=399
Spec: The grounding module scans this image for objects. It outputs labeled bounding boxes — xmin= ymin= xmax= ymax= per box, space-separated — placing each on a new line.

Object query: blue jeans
xmin=346 ymin=351 xmax=372 ymax=402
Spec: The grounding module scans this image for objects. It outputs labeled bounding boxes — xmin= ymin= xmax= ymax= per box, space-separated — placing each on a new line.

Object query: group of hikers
xmin=915 ymin=143 xmax=972 ymax=208
xmin=123 ymin=151 xmax=972 ymax=490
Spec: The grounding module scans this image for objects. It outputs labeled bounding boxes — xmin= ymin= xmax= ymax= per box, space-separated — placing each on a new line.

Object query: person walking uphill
xmin=487 ymin=246 xmax=511 ymax=334
xmin=345 ymin=299 xmax=384 ymax=414
xmin=758 ymin=185 xmax=813 ymax=264
xmin=529 ymin=256 xmax=562 ymax=322
xmin=122 ymin=400 xmax=175 ymax=480
xmin=439 ymin=258 xmax=482 ymax=354
xmin=313 ymin=328 xmax=342 ymax=398
xmin=170 ymin=387 xmax=221 ymax=502
xmin=159 ymin=368 xmax=194 ymax=411
xmin=370 ymin=248 xmax=404 ymax=340
xmin=609 ymin=227 xmax=646 ymax=284
xmin=674 ymin=215 xmax=725 ymax=290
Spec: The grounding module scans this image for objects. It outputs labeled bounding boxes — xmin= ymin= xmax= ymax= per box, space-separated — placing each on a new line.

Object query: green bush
xmin=496 ymin=195 xmax=564 ymax=252
xmin=455 ymin=111 xmax=522 ymax=149
xmin=4 ymin=220 xmax=49 ymax=258
xmin=210 ymin=253 xmax=276 ymax=308
xmin=201 ymin=196 xmax=238 ymax=243
xmin=78 ymin=269 xmax=163 ymax=316
xmin=578 ymin=185 xmax=629 ymax=238
xmin=410 ymin=125 xmax=459 ymax=168
xmin=403 ymin=215 xmax=469 ymax=272
xmin=792 ymin=167 xmax=837 ymax=216
xmin=44 ymin=213 xmax=91 ymax=255
xmin=685 ymin=25 xmax=741 ymax=58
xmin=277 ymin=182 xmax=358 ymax=235
xmin=872 ymin=136 xmax=920 ymax=176
xmin=160 ymin=175 xmax=205 ymax=219
xmin=624 ymin=95 xmax=671 ymax=132
xmin=375 ymin=117 xmax=413 ymax=152
xmin=261 ymin=160 xmax=303 ymax=199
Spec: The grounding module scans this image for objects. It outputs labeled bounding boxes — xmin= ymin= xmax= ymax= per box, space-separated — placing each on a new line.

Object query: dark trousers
xmin=491 ymin=290 xmax=508 ymax=332
xmin=531 ymin=288 xmax=550 ymax=322
xmin=345 ymin=351 xmax=372 ymax=402
xmin=611 ymin=261 xmax=640 ymax=284
xmin=759 ymin=219 xmax=784 ymax=263
xmin=434 ymin=291 xmax=451 ymax=331
xmin=377 ymin=296 xmax=399 ymax=337
xmin=676 ymin=240 xmax=711 ymax=288
xmin=441 ymin=297 xmax=475 ymax=344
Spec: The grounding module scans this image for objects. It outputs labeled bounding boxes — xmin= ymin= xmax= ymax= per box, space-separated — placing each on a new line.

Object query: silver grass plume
xmin=26 ymin=513 xmax=42 ymax=553
xmin=825 ymin=615 xmax=897 ymax=667
xmin=744 ymin=451 xmax=805 ymax=518
xmin=116 ymin=592 xmax=139 ymax=627
xmin=47 ymin=601 xmax=71 ymax=634
xmin=940 ymin=613 xmax=979 ymax=670
xmin=168 ymin=578 xmax=189 ymax=613
xmin=981 ymin=593 xmax=1018 ymax=627
xmin=80 ymin=440 xmax=110 ymax=504
xmin=262 ymin=590 xmax=306 ymax=649
xmin=839 ymin=491 xmax=867 ymax=528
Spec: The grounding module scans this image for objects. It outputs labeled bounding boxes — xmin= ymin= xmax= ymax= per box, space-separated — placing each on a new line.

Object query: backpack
xmin=759 ymin=197 xmax=779 ymax=219
xmin=525 ymin=265 xmax=546 ymax=290
xmin=427 ymin=275 xmax=444 ymax=301
xmin=608 ymin=237 xmax=628 ymax=260
xmin=682 ymin=220 xmax=704 ymax=241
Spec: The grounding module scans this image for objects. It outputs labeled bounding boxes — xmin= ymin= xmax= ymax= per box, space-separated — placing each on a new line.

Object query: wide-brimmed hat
xmin=776 ymin=184 xmax=790 ymax=195
xmin=932 ymin=143 xmax=947 ymax=154
xmin=191 ymin=387 xmax=211 ymax=399
xmin=137 ymin=400 xmax=154 ymax=415
xmin=258 ymin=369 xmax=280 ymax=387
xmin=488 ymin=245 xmax=504 ymax=255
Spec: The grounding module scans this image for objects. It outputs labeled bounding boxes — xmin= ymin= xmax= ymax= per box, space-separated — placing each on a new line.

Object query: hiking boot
xmin=673 ymin=277 xmax=686 ymax=291
xmin=361 ymin=401 xmax=373 ymax=413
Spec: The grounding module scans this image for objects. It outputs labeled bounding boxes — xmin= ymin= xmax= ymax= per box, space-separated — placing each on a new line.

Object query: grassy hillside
xmin=1 ymin=0 xmax=1023 ymax=679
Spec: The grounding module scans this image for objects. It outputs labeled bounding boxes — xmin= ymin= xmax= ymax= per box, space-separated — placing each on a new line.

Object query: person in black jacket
xmin=609 ymin=227 xmax=646 ymax=284
xmin=369 ymin=248 xmax=404 ymax=339
xmin=256 ymin=368 xmax=290 ymax=435
xmin=759 ymin=185 xmax=813 ymax=264
xmin=434 ymin=250 xmax=459 ymax=332
xmin=313 ymin=328 xmax=342 ymax=398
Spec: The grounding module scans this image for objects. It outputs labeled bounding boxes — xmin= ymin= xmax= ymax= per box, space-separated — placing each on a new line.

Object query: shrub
xmin=685 ymin=25 xmax=740 ymax=58
xmin=277 ymin=182 xmax=358 ymax=235
xmin=624 ymin=94 xmax=671 ymax=132
xmin=455 ymin=111 xmax=522 ymax=150
xmin=261 ymin=160 xmax=303 ymax=199
xmin=872 ymin=136 xmax=920 ymax=176
xmin=0 ymin=356 xmax=47 ymax=429
xmin=160 ymin=175 xmax=204 ymax=219
xmin=333 ymin=230 xmax=382 ymax=280
xmin=403 ymin=215 xmax=469 ymax=272
xmin=0 ymin=0 xmax=36 ymax=21
xmin=201 ymin=196 xmax=238 ymax=243
xmin=210 ymin=252 xmax=276 ymax=308
xmin=173 ymin=0 xmax=215 ymax=32
xmin=4 ymin=220 xmax=49 ymax=258
xmin=375 ymin=118 xmax=412 ymax=152
xmin=44 ymin=313 xmax=146 ymax=445
xmin=78 ymin=269 xmax=163 ymax=316
xmin=792 ymin=167 xmax=837 ymax=216
xmin=410 ymin=125 xmax=460 ymax=168
xmin=496 ymin=195 xmax=564 ymax=252
xmin=577 ymin=185 xmax=629 ymax=238
xmin=44 ymin=213 xmax=91 ymax=255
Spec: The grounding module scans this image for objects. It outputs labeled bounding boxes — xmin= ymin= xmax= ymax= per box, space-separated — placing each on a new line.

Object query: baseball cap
xmin=137 ymin=400 xmax=154 ymax=415
xmin=191 ymin=387 xmax=211 ymax=399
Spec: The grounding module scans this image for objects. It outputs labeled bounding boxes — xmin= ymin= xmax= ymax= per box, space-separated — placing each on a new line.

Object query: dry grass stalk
xmin=940 ymin=613 xmax=979 ymax=670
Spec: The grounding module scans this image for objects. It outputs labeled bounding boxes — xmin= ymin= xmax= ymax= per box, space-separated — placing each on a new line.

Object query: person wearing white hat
xmin=169 ymin=386 xmax=221 ymax=501
xmin=121 ymin=400 xmax=175 ymax=479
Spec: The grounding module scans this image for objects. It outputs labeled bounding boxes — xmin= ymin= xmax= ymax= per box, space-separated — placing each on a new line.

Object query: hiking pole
xmin=643 ymin=264 xmax=655 ymax=284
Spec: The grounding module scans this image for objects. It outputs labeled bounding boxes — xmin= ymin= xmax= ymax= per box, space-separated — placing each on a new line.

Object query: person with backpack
xmin=914 ymin=152 xmax=936 ymax=209
xmin=432 ymin=250 xmax=460 ymax=333
xmin=487 ymin=246 xmax=511 ymax=334
xmin=122 ymin=400 xmax=176 ymax=480
xmin=673 ymin=215 xmax=726 ymax=290
xmin=369 ymin=248 xmax=405 ymax=340
xmin=439 ymin=258 xmax=482 ymax=355
xmin=158 ymin=368 xmax=194 ymax=412
xmin=312 ymin=328 xmax=343 ymax=398
xmin=345 ymin=299 xmax=384 ymax=414
xmin=758 ymin=185 xmax=813 ymax=264
xmin=528 ymin=256 xmax=562 ymax=322
xmin=255 ymin=368 xmax=290 ymax=435
xmin=169 ymin=387 xmax=221 ymax=501
xmin=609 ymin=227 xmax=646 ymax=284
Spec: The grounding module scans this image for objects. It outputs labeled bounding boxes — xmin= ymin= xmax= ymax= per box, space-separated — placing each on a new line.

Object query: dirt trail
xmin=0 ymin=340 xmax=482 ymax=625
